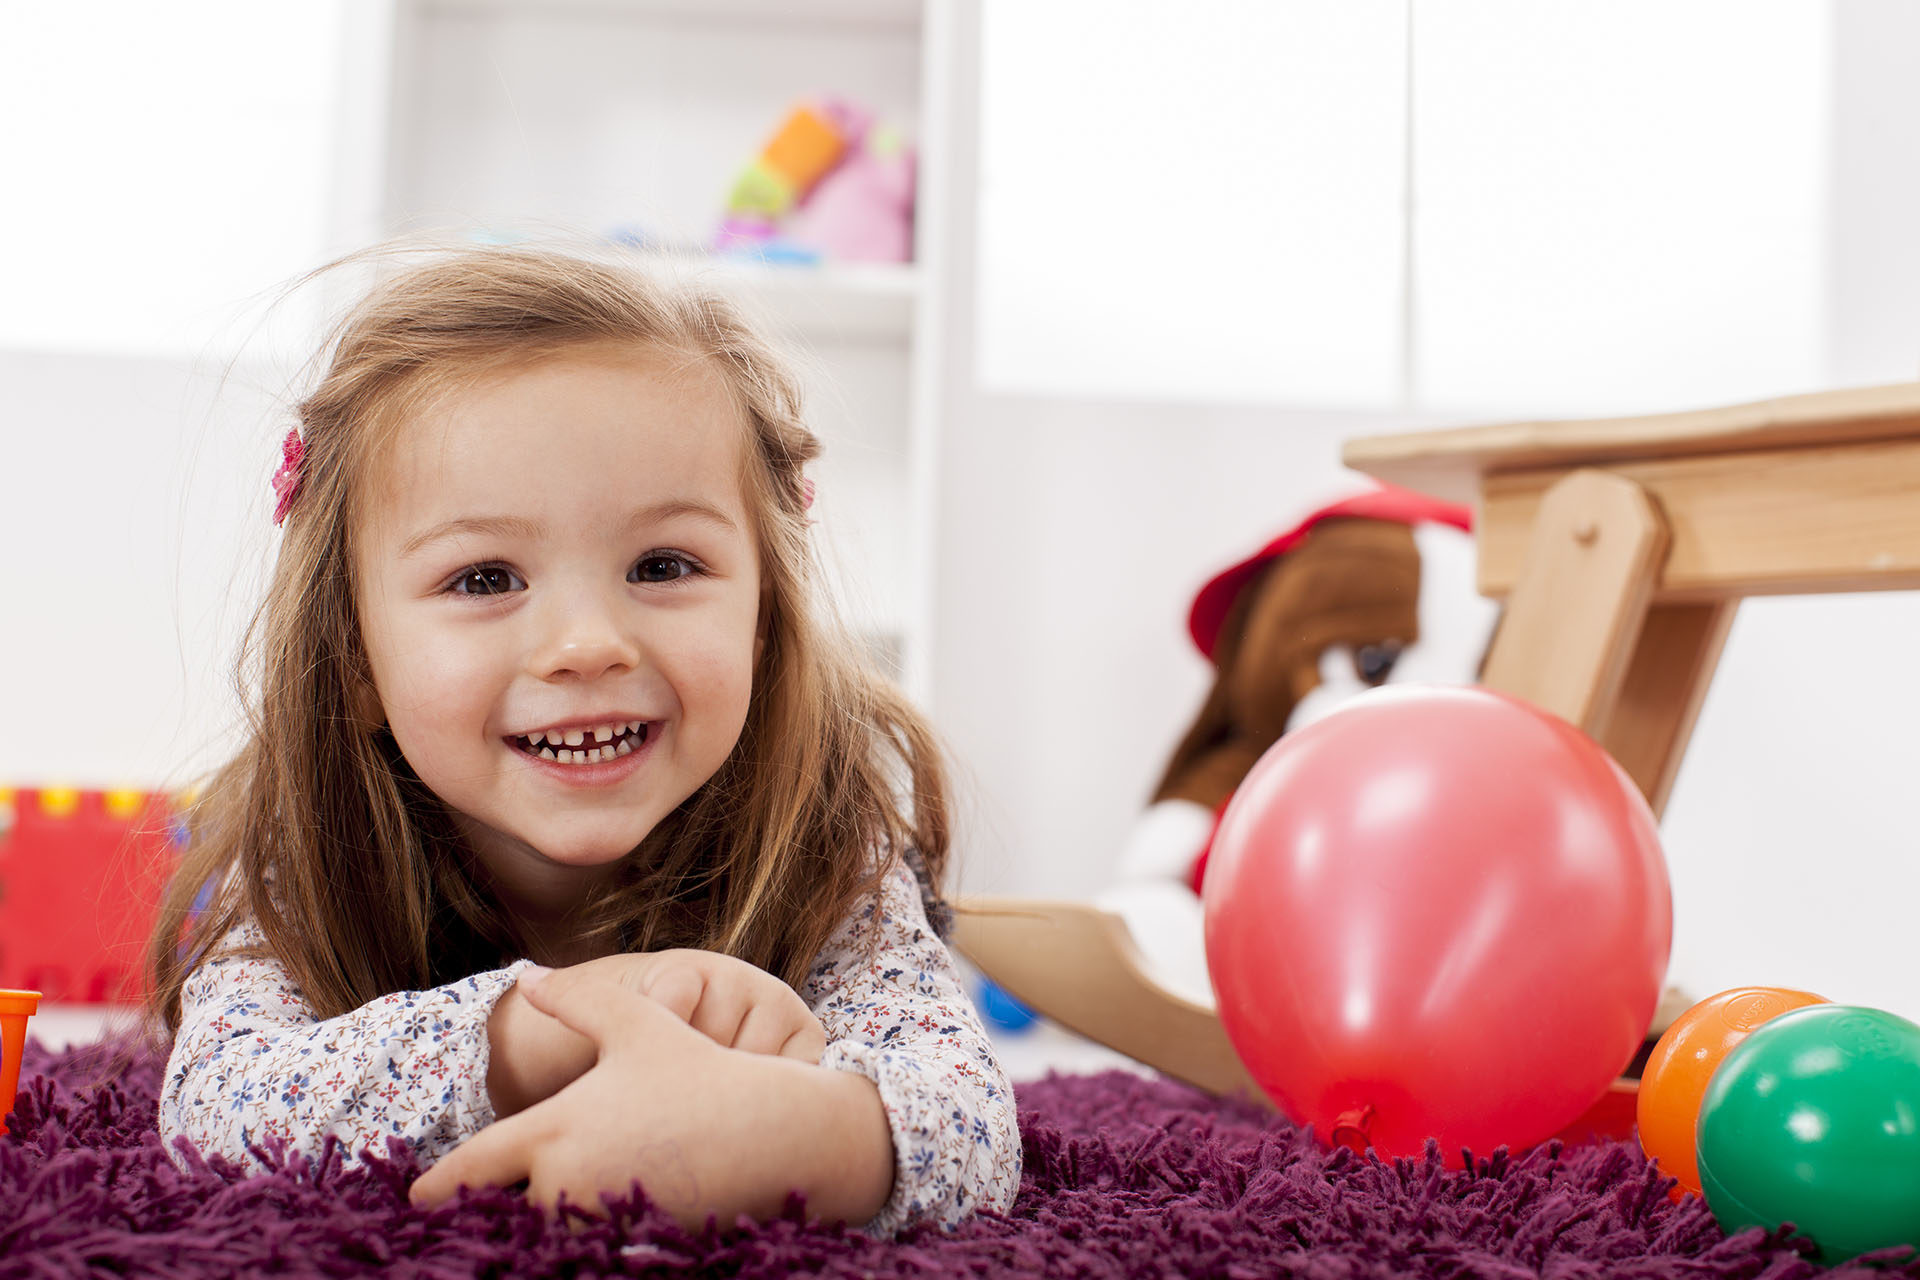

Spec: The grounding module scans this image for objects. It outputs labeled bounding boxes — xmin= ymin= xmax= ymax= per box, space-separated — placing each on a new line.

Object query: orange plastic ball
xmin=1637 ymin=987 xmax=1827 ymax=1198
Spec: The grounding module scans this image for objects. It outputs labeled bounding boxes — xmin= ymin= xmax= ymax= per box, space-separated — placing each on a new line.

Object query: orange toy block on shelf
xmin=761 ymin=105 xmax=847 ymax=192
xmin=0 ymin=787 xmax=182 ymax=1004
xmin=1 ymin=988 xmax=39 ymax=1134
xmin=726 ymin=104 xmax=852 ymax=219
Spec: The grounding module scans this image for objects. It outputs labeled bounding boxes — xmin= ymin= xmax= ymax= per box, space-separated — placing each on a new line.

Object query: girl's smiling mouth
xmin=508 ymin=719 xmax=651 ymax=765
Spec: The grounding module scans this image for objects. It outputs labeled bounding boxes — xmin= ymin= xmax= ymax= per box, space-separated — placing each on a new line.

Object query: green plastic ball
xmin=1697 ymin=1004 xmax=1920 ymax=1263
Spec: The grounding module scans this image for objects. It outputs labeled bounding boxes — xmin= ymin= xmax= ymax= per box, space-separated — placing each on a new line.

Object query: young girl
xmin=147 ymin=246 xmax=1020 ymax=1235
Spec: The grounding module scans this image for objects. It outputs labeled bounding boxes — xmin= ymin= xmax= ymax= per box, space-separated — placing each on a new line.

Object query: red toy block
xmin=0 ymin=787 xmax=181 ymax=1004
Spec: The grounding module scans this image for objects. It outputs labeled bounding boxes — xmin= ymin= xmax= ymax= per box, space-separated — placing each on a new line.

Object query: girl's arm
xmin=414 ymin=863 xmax=1012 ymax=1231
xmin=803 ymin=857 xmax=1024 ymax=1235
xmin=411 ymin=965 xmax=897 ymax=1226
xmin=160 ymin=918 xmax=541 ymax=1169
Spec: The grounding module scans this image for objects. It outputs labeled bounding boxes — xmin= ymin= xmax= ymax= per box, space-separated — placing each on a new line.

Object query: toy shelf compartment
xmin=381 ymin=0 xmax=926 ymax=276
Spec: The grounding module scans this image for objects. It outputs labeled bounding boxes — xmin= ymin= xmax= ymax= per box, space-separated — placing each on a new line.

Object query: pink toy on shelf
xmin=714 ymin=97 xmax=916 ymax=264
xmin=1 ymin=989 xmax=40 ymax=1136
xmin=784 ymin=124 xmax=916 ymax=264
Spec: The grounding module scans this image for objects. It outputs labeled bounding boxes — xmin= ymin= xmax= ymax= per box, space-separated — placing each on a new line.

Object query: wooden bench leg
xmin=1479 ymin=469 xmax=1670 ymax=738
xmin=1596 ymin=600 xmax=1737 ymax=817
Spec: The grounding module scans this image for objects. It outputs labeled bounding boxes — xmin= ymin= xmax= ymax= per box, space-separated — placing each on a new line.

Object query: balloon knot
xmin=1331 ymin=1105 xmax=1374 ymax=1155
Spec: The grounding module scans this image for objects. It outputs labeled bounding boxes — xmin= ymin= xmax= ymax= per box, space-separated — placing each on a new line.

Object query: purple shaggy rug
xmin=3 ymin=1038 xmax=1911 ymax=1278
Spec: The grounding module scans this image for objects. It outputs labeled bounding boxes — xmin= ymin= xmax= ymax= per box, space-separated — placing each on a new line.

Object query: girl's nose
xmin=532 ymin=596 xmax=641 ymax=682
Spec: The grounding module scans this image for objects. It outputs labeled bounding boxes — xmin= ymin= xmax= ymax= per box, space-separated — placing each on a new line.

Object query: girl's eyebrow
xmin=400 ymin=501 xmax=738 ymax=558
xmin=626 ymin=499 xmax=739 ymax=535
xmin=400 ymin=514 xmax=544 ymax=558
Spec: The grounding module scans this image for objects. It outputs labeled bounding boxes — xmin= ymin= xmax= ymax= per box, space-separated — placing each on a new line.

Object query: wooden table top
xmin=1342 ymin=381 xmax=1920 ymax=505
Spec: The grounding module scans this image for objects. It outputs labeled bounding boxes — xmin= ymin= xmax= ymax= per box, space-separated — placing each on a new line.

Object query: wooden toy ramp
xmin=955 ymin=380 xmax=1920 ymax=1095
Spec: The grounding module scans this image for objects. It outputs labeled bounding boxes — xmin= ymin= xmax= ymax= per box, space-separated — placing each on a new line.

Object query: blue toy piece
xmin=976 ymin=976 xmax=1039 ymax=1033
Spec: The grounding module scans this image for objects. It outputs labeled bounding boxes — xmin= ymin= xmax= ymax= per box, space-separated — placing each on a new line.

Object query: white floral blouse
xmin=159 ymin=858 xmax=1020 ymax=1236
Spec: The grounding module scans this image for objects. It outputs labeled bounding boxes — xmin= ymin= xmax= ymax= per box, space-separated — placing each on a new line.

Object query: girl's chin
xmin=531 ymin=838 xmax=645 ymax=870
xmin=454 ymin=812 xmax=655 ymax=881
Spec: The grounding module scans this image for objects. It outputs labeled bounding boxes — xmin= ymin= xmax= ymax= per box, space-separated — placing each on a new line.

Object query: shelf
xmin=645 ymin=254 xmax=920 ymax=344
xmin=414 ymin=0 xmax=922 ymax=30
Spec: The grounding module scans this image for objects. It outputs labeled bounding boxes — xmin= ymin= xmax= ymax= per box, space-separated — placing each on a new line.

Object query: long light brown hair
xmin=147 ymin=245 xmax=949 ymax=1029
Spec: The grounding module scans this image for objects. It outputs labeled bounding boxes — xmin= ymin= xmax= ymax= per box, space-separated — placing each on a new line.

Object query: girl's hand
xmin=486 ymin=948 xmax=824 ymax=1117
xmin=412 ymin=965 xmax=893 ymax=1227
xmin=565 ymin=948 xmax=826 ymax=1064
xmin=486 ymin=978 xmax=598 ymax=1118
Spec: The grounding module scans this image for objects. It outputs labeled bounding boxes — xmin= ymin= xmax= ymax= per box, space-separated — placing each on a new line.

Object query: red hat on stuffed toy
xmin=1187 ymin=483 xmax=1474 ymax=662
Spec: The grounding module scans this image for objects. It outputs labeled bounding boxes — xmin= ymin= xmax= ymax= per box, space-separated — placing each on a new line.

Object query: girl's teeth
xmin=522 ymin=724 xmax=648 ymax=764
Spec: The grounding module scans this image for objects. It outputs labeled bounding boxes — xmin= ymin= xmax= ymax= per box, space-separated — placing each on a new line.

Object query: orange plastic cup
xmin=0 ymin=989 xmax=42 ymax=1137
xmin=1637 ymin=986 xmax=1827 ymax=1199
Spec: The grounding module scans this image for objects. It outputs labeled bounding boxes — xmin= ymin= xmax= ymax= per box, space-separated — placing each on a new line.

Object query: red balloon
xmin=1202 ymin=685 xmax=1671 ymax=1165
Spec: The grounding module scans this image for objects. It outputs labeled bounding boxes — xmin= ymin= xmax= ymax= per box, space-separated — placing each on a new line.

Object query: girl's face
xmin=355 ymin=346 xmax=764 ymax=923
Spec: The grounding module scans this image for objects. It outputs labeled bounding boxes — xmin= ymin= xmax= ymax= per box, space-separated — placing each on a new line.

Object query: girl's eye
xmin=448 ymin=565 xmax=526 ymax=596
xmin=628 ymin=553 xmax=698 ymax=585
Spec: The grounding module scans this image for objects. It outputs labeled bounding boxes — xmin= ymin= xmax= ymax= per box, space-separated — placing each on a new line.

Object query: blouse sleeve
xmin=159 ymin=917 xmax=531 ymax=1170
xmin=804 ymin=858 xmax=1022 ymax=1236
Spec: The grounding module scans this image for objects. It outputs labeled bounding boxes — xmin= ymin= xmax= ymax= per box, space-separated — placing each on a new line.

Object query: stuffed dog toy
xmin=1101 ymin=485 xmax=1501 ymax=1001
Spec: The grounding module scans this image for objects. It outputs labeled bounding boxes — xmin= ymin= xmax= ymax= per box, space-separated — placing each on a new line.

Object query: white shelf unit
xmin=335 ymin=0 xmax=952 ymax=697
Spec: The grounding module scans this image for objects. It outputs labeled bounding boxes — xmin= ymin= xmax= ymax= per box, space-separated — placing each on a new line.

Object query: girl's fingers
xmin=518 ymin=964 xmax=685 ymax=1051
xmin=731 ymin=1003 xmax=795 ymax=1057
xmin=639 ymin=964 xmax=706 ymax=1025
xmin=409 ymin=1113 xmax=539 ymax=1207
xmin=778 ymin=1016 xmax=827 ymax=1064
xmin=529 ymin=1170 xmax=611 ymax=1220
xmin=687 ymin=976 xmax=752 ymax=1049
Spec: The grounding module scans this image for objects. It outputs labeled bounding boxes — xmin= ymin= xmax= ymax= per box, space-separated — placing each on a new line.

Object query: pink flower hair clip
xmin=271 ymin=429 xmax=306 ymax=526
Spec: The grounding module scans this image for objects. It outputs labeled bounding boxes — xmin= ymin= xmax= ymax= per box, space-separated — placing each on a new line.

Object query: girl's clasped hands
xmin=412 ymin=951 xmax=867 ymax=1224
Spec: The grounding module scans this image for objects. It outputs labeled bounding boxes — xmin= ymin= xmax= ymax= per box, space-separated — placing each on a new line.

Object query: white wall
xmin=0 ymin=3 xmax=343 ymax=360
xmin=0 ymin=349 xmax=281 ymax=789
xmin=974 ymin=2 xmax=1408 ymax=408
xmin=935 ymin=2 xmax=1920 ymax=1023
xmin=0 ymin=3 xmax=346 ymax=789
xmin=974 ymin=0 xmax=1843 ymax=420
xmin=1657 ymin=0 xmax=1920 ymax=1016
